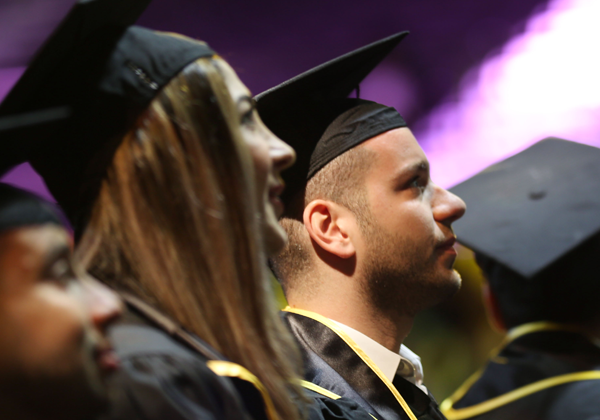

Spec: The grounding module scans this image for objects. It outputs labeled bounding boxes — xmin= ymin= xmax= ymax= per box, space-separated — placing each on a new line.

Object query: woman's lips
xmin=269 ymin=184 xmax=285 ymax=217
xmin=269 ymin=195 xmax=284 ymax=218
xmin=269 ymin=184 xmax=284 ymax=198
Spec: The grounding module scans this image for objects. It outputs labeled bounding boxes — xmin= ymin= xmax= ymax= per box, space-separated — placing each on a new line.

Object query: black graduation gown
xmin=282 ymin=308 xmax=447 ymax=420
xmin=441 ymin=323 xmax=600 ymax=420
xmin=103 ymin=294 xmax=373 ymax=420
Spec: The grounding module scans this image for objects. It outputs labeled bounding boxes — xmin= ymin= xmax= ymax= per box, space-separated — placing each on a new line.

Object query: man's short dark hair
xmin=270 ymin=145 xmax=375 ymax=295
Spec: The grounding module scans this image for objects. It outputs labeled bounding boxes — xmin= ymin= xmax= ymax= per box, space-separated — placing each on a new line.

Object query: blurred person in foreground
xmin=259 ymin=33 xmax=466 ymax=420
xmin=0 ymin=1 xmax=375 ymax=419
xmin=441 ymin=138 xmax=600 ymax=420
xmin=0 ymin=182 xmax=122 ymax=420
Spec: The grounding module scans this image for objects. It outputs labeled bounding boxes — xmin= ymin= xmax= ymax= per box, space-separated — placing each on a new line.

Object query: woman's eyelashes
xmin=238 ymin=96 xmax=257 ymax=128
xmin=241 ymin=109 xmax=256 ymax=127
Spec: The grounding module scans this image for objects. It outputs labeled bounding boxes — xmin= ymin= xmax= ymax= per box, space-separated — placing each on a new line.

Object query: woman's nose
xmin=270 ymin=135 xmax=296 ymax=173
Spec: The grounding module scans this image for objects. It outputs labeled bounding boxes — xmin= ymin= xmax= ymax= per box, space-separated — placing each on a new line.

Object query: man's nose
xmin=83 ymin=279 xmax=123 ymax=332
xmin=432 ymin=184 xmax=466 ymax=226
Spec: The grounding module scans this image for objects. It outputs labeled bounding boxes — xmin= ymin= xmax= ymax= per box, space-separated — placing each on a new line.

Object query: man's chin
xmin=438 ymin=268 xmax=462 ymax=296
xmin=448 ymin=268 xmax=463 ymax=289
xmin=418 ymin=269 xmax=462 ymax=311
xmin=263 ymin=219 xmax=288 ymax=257
xmin=2 ymin=367 xmax=108 ymax=420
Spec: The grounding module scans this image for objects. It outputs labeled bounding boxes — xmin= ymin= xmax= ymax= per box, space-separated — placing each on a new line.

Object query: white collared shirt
xmin=332 ymin=320 xmax=428 ymax=393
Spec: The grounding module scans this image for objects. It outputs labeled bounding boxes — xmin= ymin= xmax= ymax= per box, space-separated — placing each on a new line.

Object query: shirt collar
xmin=331 ymin=320 xmax=427 ymax=392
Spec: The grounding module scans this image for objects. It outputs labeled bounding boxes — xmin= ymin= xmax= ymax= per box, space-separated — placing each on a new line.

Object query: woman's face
xmin=219 ymin=61 xmax=296 ymax=256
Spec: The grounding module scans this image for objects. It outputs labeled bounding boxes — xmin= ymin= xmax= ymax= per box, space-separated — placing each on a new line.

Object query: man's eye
xmin=410 ymin=176 xmax=427 ymax=191
xmin=47 ymin=259 xmax=74 ymax=284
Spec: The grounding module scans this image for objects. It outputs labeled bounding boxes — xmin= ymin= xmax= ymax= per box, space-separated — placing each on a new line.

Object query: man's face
xmin=355 ymin=127 xmax=466 ymax=317
xmin=0 ymin=225 xmax=122 ymax=420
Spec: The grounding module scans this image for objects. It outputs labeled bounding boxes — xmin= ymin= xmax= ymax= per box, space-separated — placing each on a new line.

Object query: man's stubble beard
xmin=359 ymin=217 xmax=461 ymax=318
xmin=0 ymin=331 xmax=108 ymax=420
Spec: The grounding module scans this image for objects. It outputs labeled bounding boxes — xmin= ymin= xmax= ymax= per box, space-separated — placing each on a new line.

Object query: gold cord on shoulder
xmin=441 ymin=321 xmax=599 ymax=419
xmin=300 ymin=380 xmax=341 ymax=400
xmin=284 ymin=306 xmax=418 ymax=420
xmin=207 ymin=360 xmax=280 ymax=420
xmin=442 ymin=370 xmax=600 ymax=420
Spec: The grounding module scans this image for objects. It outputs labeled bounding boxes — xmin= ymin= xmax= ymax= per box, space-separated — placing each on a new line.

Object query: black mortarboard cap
xmin=0 ymin=107 xmax=71 ymax=176
xmin=0 ymin=108 xmax=70 ymax=136
xmin=0 ymin=183 xmax=62 ymax=233
xmin=0 ymin=0 xmax=215 ymax=228
xmin=450 ymin=137 xmax=600 ymax=278
xmin=256 ymin=32 xmax=409 ymax=210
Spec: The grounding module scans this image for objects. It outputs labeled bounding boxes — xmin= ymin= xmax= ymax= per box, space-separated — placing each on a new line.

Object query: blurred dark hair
xmin=476 ymin=233 xmax=600 ymax=328
xmin=0 ymin=183 xmax=62 ymax=233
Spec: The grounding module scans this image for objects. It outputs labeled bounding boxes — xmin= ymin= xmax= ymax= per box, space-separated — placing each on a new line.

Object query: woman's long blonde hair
xmin=76 ymin=56 xmax=305 ymax=420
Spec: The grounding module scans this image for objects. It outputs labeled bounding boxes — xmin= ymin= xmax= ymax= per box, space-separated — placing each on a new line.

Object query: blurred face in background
xmin=0 ymin=224 xmax=122 ymax=420
xmin=219 ymin=60 xmax=296 ymax=256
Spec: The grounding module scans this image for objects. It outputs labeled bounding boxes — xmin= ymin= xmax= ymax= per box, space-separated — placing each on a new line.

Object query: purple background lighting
xmin=4 ymin=0 xmax=600 ymax=397
xmin=418 ymin=0 xmax=600 ymax=188
xmin=1 ymin=0 xmax=548 ymax=199
xmin=6 ymin=0 xmax=600 ymax=222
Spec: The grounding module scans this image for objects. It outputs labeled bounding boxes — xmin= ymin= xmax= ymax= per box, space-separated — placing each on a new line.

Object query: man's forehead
xmin=360 ymin=127 xmax=427 ymax=165
xmin=5 ymin=225 xmax=69 ymax=255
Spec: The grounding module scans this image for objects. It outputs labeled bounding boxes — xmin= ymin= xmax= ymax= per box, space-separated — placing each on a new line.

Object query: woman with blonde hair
xmin=0 ymin=2 xmax=373 ymax=420
xmin=76 ymin=44 xmax=308 ymax=420
xmin=77 ymin=52 xmax=305 ymax=420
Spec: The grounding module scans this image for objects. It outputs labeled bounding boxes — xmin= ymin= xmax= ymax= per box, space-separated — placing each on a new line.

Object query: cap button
xmin=529 ymin=190 xmax=547 ymax=200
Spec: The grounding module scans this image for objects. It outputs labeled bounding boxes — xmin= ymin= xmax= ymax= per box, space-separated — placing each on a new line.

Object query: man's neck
xmin=363 ymin=308 xmax=414 ymax=353
xmin=288 ymin=280 xmax=414 ymax=353
xmin=0 ymin=405 xmax=39 ymax=420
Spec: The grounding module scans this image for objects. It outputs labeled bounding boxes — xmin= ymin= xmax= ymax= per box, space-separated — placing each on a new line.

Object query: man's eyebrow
xmin=394 ymin=160 xmax=430 ymax=179
xmin=393 ymin=160 xmax=429 ymax=183
xmin=411 ymin=160 xmax=430 ymax=173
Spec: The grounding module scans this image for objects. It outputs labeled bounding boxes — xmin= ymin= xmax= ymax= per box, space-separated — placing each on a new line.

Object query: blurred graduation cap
xmin=0 ymin=0 xmax=215 ymax=228
xmin=0 ymin=107 xmax=70 ymax=134
xmin=256 ymin=32 xmax=409 ymax=212
xmin=0 ymin=107 xmax=71 ymax=175
xmin=0 ymin=182 xmax=62 ymax=233
xmin=450 ymin=137 xmax=600 ymax=278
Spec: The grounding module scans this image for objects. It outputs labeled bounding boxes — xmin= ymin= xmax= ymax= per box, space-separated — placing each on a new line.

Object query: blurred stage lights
xmin=3 ymin=0 xmax=600 ymax=198
xmin=417 ymin=0 xmax=600 ymax=188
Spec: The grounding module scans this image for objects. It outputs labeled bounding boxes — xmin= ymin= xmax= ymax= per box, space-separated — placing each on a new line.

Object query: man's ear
xmin=303 ymin=199 xmax=356 ymax=259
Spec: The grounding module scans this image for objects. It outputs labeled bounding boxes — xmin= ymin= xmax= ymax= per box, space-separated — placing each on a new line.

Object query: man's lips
xmin=94 ymin=344 xmax=120 ymax=374
xmin=437 ymin=236 xmax=457 ymax=252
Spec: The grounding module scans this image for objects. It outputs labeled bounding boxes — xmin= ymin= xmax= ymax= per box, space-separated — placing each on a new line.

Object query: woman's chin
xmin=263 ymin=218 xmax=288 ymax=257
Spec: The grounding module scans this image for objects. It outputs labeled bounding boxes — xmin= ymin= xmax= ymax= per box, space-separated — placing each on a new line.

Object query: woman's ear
xmin=482 ymin=282 xmax=507 ymax=333
xmin=303 ymin=199 xmax=355 ymax=259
